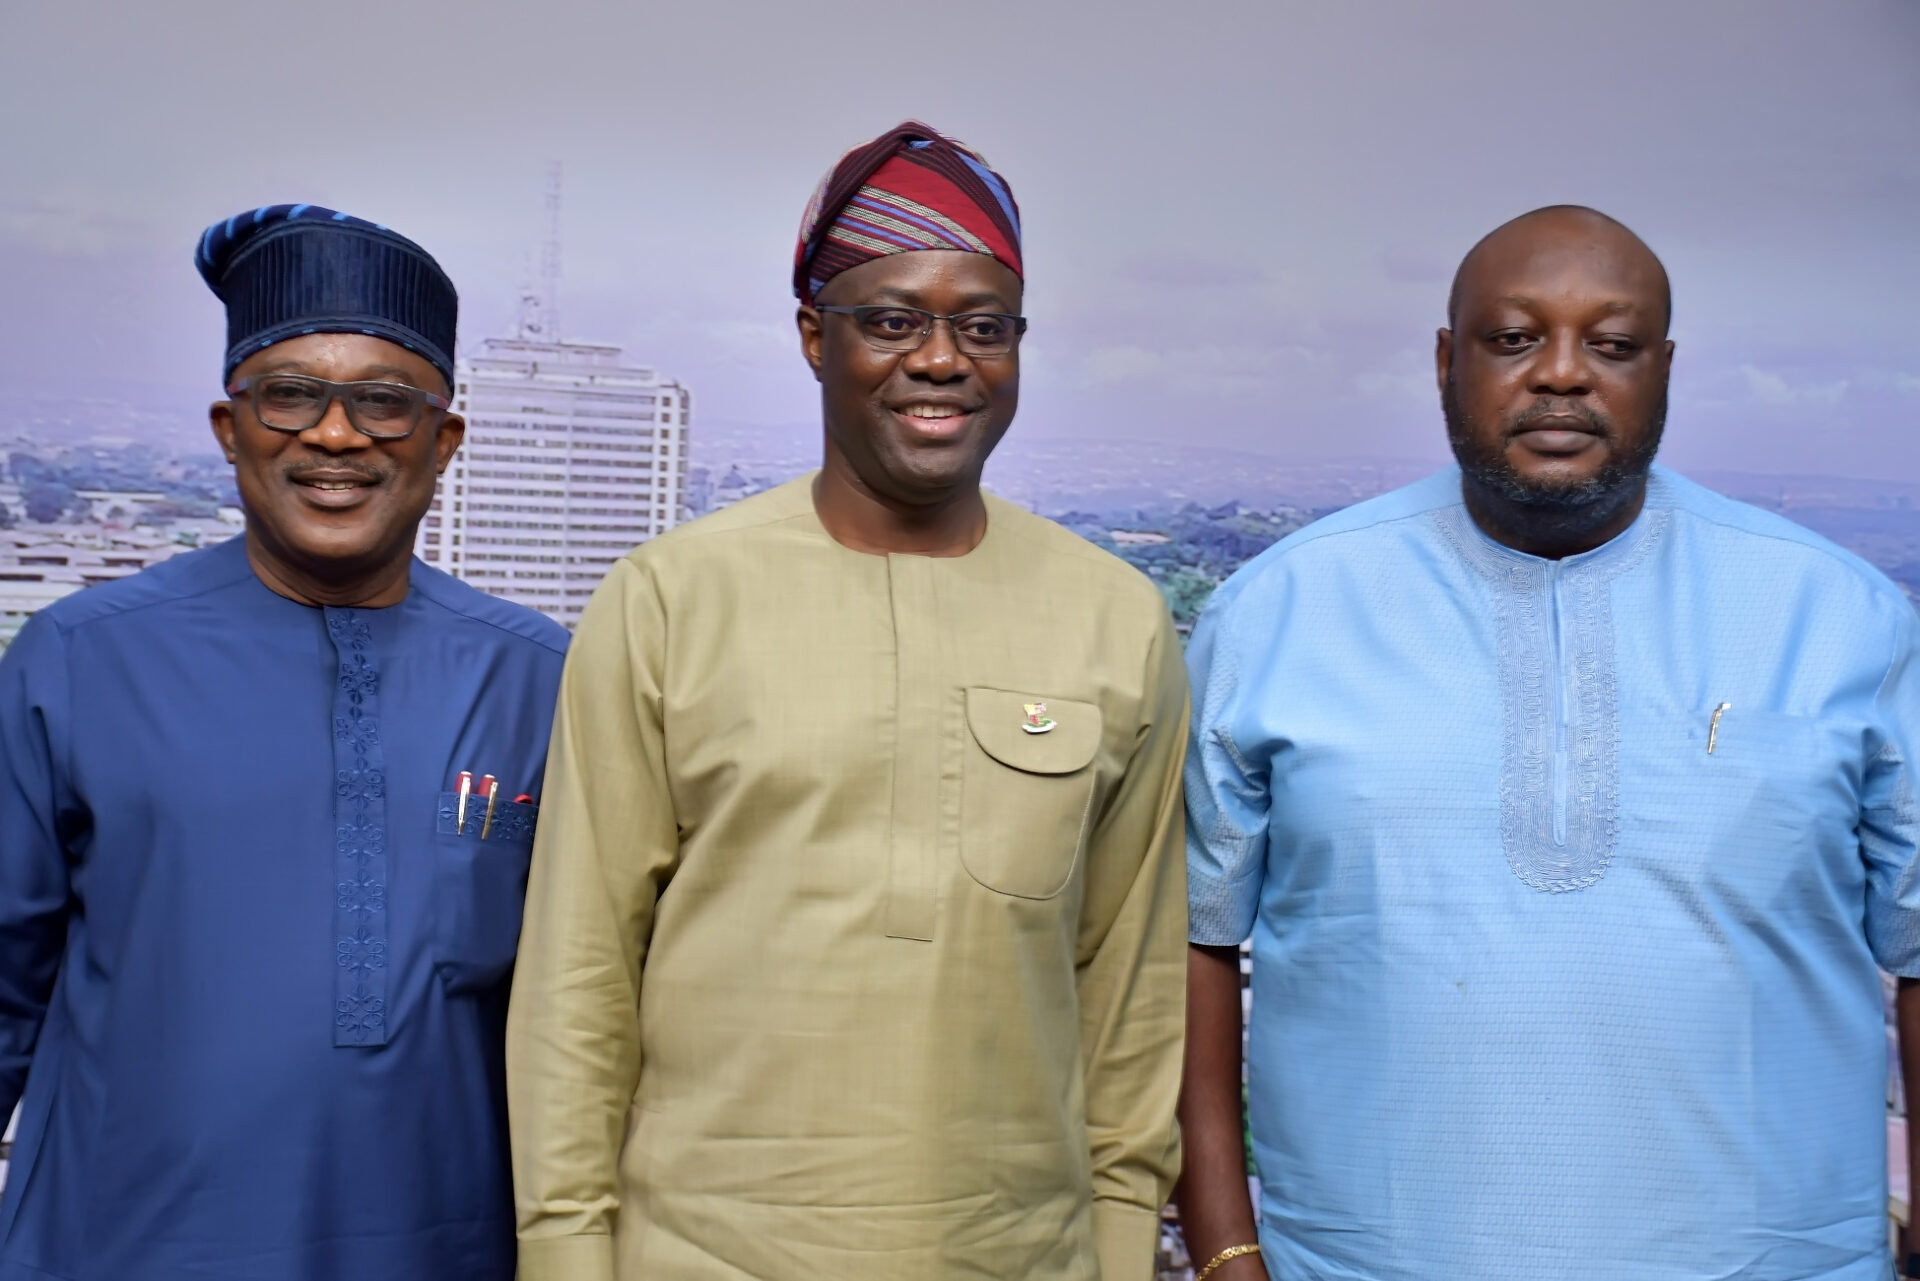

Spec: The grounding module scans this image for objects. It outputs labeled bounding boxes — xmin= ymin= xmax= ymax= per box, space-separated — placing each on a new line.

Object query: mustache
xmin=282 ymin=461 xmax=390 ymax=484
xmin=1509 ymin=399 xmax=1611 ymax=435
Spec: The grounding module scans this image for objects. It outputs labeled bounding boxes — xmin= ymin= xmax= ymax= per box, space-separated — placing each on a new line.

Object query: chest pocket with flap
xmin=432 ymin=790 xmax=539 ymax=994
xmin=958 ymin=687 xmax=1103 ymax=900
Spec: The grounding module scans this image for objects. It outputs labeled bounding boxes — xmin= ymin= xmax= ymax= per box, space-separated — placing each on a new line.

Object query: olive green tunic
xmin=508 ymin=476 xmax=1187 ymax=1280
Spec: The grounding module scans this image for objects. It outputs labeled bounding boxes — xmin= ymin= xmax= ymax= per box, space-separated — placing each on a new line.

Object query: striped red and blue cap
xmin=794 ymin=121 xmax=1023 ymax=305
xmin=196 ymin=204 xmax=459 ymax=390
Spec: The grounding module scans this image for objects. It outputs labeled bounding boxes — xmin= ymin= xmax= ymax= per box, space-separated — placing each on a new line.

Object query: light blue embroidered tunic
xmin=1187 ymin=466 xmax=1920 ymax=1281
xmin=0 ymin=537 xmax=567 ymax=1281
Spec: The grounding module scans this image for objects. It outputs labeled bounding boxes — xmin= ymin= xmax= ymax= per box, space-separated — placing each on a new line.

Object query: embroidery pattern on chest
xmin=327 ymin=609 xmax=390 ymax=1046
xmin=1438 ymin=506 xmax=1665 ymax=892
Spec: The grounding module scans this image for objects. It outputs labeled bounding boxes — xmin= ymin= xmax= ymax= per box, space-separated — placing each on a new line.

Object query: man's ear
xmin=1433 ymin=327 xmax=1454 ymax=400
xmin=796 ymin=306 xmax=826 ymax=384
xmin=433 ymin=413 xmax=466 ymax=474
xmin=209 ymin=400 xmax=238 ymax=464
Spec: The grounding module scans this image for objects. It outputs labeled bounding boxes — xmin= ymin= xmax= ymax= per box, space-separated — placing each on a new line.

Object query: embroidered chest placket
xmin=327 ymin=609 xmax=391 ymax=1046
xmin=1442 ymin=505 xmax=1665 ymax=893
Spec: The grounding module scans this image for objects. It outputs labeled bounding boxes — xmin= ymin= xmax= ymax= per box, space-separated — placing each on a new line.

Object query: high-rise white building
xmin=416 ymin=336 xmax=690 ymax=628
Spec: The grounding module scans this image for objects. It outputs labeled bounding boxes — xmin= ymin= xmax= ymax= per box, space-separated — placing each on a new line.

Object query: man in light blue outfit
xmin=1173 ymin=205 xmax=1920 ymax=1281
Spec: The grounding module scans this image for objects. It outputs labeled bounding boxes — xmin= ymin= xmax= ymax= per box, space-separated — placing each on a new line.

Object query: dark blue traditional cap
xmin=195 ymin=204 xmax=459 ymax=390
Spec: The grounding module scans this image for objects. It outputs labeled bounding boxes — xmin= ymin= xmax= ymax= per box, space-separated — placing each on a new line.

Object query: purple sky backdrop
xmin=2 ymin=0 xmax=1916 ymax=479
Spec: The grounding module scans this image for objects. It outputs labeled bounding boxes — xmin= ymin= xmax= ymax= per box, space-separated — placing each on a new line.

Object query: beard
xmin=1444 ymin=378 xmax=1666 ymax=542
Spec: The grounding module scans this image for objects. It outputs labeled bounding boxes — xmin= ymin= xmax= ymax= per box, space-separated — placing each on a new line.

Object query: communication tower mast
xmin=513 ymin=161 xmax=564 ymax=341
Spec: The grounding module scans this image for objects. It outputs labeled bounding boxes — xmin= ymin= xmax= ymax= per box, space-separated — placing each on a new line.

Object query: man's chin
xmin=1496 ymin=471 xmax=1616 ymax=513
xmin=261 ymin=515 xmax=396 ymax=569
xmin=1458 ymin=459 xmax=1652 ymax=544
xmin=869 ymin=442 xmax=986 ymax=496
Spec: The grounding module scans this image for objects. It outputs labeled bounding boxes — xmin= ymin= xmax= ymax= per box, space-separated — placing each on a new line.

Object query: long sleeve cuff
xmin=517 ymin=1233 xmax=615 ymax=1281
xmin=1093 ymin=1199 xmax=1162 ymax=1281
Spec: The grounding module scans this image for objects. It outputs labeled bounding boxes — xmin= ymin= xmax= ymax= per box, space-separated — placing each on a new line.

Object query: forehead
xmin=1459 ymin=224 xmax=1665 ymax=320
xmin=231 ymin=332 xmax=445 ymax=388
xmin=818 ymin=250 xmax=1022 ymax=309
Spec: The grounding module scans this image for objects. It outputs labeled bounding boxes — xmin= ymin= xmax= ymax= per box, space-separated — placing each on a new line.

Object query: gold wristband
xmin=1195 ymin=1242 xmax=1261 ymax=1281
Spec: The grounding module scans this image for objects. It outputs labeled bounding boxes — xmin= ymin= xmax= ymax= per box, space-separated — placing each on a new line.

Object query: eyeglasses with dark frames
xmin=227 ymin=374 xmax=451 ymax=440
xmin=815 ymin=305 xmax=1028 ymax=357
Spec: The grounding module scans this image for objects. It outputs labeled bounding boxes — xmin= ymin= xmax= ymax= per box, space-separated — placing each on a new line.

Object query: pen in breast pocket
xmin=456 ymin=771 xmax=474 ymax=834
xmin=479 ymin=774 xmax=499 ymax=841
xmin=1707 ymin=702 xmax=1731 ymax=755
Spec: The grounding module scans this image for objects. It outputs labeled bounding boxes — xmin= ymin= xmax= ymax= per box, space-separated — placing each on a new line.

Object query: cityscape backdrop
xmin=3 ymin=2 xmax=1917 ymax=477
xmin=2 ymin=1 xmax=1917 ymax=1273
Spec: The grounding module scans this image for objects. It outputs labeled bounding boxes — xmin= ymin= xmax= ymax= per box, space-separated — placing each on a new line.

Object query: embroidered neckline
xmin=1434 ymin=484 xmax=1668 ymax=894
xmin=1444 ymin=472 xmax=1671 ymax=583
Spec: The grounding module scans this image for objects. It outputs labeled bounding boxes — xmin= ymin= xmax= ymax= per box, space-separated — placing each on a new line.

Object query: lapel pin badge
xmin=1022 ymin=701 xmax=1057 ymax=734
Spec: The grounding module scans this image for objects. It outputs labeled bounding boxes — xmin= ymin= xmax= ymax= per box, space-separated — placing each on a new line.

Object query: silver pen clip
xmin=1707 ymin=702 xmax=1732 ymax=755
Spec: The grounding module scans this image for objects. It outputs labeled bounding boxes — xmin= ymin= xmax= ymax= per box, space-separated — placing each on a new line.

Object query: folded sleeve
xmin=506 ymin=557 xmax=681 ymax=1281
xmin=1183 ymin=588 xmax=1270 ymax=947
xmin=0 ymin=615 xmax=75 ymax=1120
xmin=1075 ymin=608 xmax=1190 ymax=1281
xmin=1092 ymin=1199 xmax=1164 ymax=1281
xmin=1862 ymin=603 xmax=1920 ymax=976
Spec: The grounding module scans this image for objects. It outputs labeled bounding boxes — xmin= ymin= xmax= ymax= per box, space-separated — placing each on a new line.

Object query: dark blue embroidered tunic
xmin=0 ymin=536 xmax=568 ymax=1281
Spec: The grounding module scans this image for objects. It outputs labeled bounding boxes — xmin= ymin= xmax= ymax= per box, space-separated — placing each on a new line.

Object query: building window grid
xmin=423 ymin=349 xmax=689 ymax=626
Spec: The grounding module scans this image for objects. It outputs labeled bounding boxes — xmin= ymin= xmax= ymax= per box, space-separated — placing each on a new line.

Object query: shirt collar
xmin=1445 ymin=465 xmax=1672 ymax=580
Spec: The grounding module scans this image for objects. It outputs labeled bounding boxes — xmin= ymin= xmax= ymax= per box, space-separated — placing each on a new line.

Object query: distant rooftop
xmin=463 ymin=337 xmax=663 ymax=383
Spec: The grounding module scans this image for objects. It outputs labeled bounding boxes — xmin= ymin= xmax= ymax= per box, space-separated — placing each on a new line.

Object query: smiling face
xmin=798 ymin=250 xmax=1022 ymax=510
xmin=1437 ymin=207 xmax=1675 ymax=551
xmin=209 ymin=332 xmax=462 ymax=602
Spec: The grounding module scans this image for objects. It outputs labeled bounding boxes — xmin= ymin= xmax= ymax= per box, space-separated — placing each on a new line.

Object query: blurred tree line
xmin=7 ymin=447 xmax=238 ymax=525
xmin=1053 ymin=500 xmax=1320 ymax=631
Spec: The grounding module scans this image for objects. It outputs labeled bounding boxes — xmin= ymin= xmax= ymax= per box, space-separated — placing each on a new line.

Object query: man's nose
xmin=1529 ymin=332 xmax=1591 ymax=396
xmin=900 ymin=318 xmax=973 ymax=382
xmin=301 ymin=399 xmax=374 ymax=452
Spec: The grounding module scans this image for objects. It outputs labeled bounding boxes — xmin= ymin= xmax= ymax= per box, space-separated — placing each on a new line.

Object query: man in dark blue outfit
xmin=0 ymin=206 xmax=568 ymax=1281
